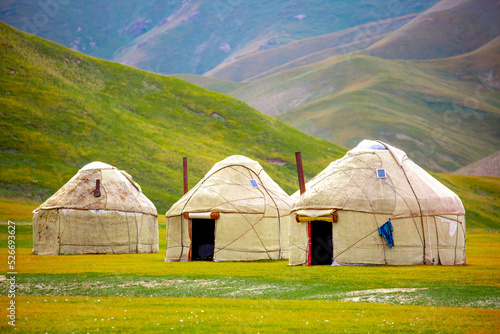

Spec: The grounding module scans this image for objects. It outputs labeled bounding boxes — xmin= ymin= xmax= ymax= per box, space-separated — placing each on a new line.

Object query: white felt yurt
xmin=290 ymin=140 xmax=466 ymax=266
xmin=33 ymin=162 xmax=159 ymax=255
xmin=165 ymin=155 xmax=292 ymax=262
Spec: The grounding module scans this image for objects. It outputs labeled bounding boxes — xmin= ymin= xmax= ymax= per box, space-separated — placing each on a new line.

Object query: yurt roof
xmin=293 ymin=140 xmax=464 ymax=218
xmin=167 ymin=155 xmax=292 ymax=216
xmin=34 ymin=162 xmax=157 ymax=216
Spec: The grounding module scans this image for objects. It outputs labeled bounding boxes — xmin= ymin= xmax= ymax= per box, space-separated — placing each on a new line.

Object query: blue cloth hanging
xmin=378 ymin=220 xmax=394 ymax=249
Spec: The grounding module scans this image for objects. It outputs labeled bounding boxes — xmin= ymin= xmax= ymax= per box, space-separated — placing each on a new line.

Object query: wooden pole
xmin=183 ymin=157 xmax=188 ymax=194
xmin=295 ymin=152 xmax=311 ymax=266
xmin=295 ymin=152 xmax=306 ymax=195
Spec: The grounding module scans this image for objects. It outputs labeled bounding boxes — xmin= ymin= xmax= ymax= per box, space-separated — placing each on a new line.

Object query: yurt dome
xmin=290 ymin=140 xmax=466 ymax=266
xmin=165 ymin=155 xmax=292 ymax=262
xmin=33 ymin=161 xmax=159 ymax=255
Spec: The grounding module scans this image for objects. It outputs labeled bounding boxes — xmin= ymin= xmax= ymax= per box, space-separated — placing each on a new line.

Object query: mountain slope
xmin=454 ymin=151 xmax=500 ymax=177
xmin=184 ymin=44 xmax=500 ymax=173
xmin=0 ymin=21 xmax=346 ymax=212
xmin=0 ymin=0 xmax=440 ymax=75
xmin=205 ymin=14 xmax=416 ymax=82
xmin=274 ymin=52 xmax=500 ymax=173
xmin=363 ymin=0 xmax=500 ymax=60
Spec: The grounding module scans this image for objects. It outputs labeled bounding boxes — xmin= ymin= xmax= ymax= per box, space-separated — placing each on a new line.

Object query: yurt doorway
xmin=310 ymin=221 xmax=333 ymax=266
xmin=191 ymin=219 xmax=215 ymax=261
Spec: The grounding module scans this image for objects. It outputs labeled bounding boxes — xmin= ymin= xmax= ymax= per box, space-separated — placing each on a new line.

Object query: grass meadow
xmin=1 ymin=205 xmax=499 ymax=333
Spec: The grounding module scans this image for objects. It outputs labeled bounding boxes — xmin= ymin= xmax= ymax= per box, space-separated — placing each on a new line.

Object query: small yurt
xmin=33 ymin=162 xmax=159 ymax=255
xmin=290 ymin=140 xmax=466 ymax=266
xmin=165 ymin=155 xmax=292 ymax=262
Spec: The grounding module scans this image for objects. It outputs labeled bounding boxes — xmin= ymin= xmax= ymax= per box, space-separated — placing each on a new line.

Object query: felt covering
xmin=33 ymin=162 xmax=158 ymax=255
xmin=165 ymin=155 xmax=292 ymax=261
xmin=289 ymin=140 xmax=466 ymax=266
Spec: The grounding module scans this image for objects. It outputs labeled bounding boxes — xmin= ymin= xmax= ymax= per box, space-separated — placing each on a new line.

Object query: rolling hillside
xmin=1 ymin=22 xmax=498 ymax=232
xmin=454 ymin=151 xmax=500 ymax=177
xmin=0 ymin=0 xmax=440 ymax=75
xmin=179 ymin=47 xmax=500 ymax=173
xmin=0 ymin=21 xmax=346 ymax=212
xmin=363 ymin=0 xmax=500 ymax=60
xmin=204 ymin=14 xmax=417 ymax=82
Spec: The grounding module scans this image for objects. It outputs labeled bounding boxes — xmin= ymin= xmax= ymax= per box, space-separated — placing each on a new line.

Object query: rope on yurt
xmin=454 ymin=214 xmax=459 ymax=265
xmin=48 ymin=166 xmax=157 ymax=255
xmin=398 ymin=161 xmax=426 ymax=264
xmin=338 ymin=167 xmax=387 ymax=264
xmin=67 ymin=169 xmax=116 ymax=254
xmin=328 ymin=152 xmax=425 ymax=264
xmin=339 ymin=153 xmax=391 ymax=262
xmin=205 ymin=174 xmax=273 ymax=260
xmin=176 ymin=164 xmax=273 ymax=260
xmin=332 ymin=227 xmax=381 ymax=260
xmin=57 ymin=209 xmax=62 ymax=254
xmin=459 ymin=214 xmax=466 ymax=264
xmin=255 ymin=168 xmax=284 ymax=258
xmin=126 ymin=212 xmax=132 ymax=253
xmin=215 ymin=216 xmax=268 ymax=256
xmin=349 ymin=152 xmax=424 ymax=247
xmin=126 ymin=173 xmax=145 ymax=253
xmin=426 ymin=191 xmax=434 ymax=265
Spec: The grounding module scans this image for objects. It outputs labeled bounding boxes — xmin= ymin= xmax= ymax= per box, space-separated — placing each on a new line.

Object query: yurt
xmin=290 ymin=140 xmax=466 ymax=266
xmin=165 ymin=155 xmax=292 ymax=262
xmin=33 ymin=162 xmax=159 ymax=255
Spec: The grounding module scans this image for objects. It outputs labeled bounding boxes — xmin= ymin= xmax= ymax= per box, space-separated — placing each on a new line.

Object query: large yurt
xmin=33 ymin=162 xmax=159 ymax=255
xmin=165 ymin=155 xmax=292 ymax=262
xmin=290 ymin=140 xmax=466 ymax=266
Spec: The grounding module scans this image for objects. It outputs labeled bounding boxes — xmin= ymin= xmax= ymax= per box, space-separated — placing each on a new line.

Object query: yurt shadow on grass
xmin=32 ymin=162 xmax=159 ymax=255
xmin=165 ymin=155 xmax=292 ymax=262
xmin=290 ymin=140 xmax=466 ymax=266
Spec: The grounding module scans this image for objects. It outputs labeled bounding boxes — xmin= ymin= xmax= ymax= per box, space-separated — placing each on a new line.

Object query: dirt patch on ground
xmin=342 ymin=288 xmax=429 ymax=304
xmin=346 ymin=288 xmax=427 ymax=296
xmin=118 ymin=280 xmax=184 ymax=288
xmin=266 ymin=158 xmax=286 ymax=166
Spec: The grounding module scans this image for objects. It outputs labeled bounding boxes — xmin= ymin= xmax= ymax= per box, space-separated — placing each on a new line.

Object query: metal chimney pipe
xmin=295 ymin=152 xmax=306 ymax=195
xmin=295 ymin=152 xmax=311 ymax=265
xmin=93 ymin=179 xmax=101 ymax=197
xmin=183 ymin=157 xmax=188 ymax=194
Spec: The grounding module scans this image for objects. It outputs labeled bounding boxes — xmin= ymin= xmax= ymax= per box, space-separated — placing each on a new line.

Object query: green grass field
xmin=0 ymin=211 xmax=499 ymax=333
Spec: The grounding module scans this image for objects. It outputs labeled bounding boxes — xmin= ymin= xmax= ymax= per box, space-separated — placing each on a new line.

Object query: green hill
xmin=192 ymin=50 xmax=500 ymax=173
xmin=433 ymin=173 xmax=500 ymax=231
xmin=0 ymin=21 xmax=346 ymax=212
xmin=1 ymin=22 xmax=498 ymax=232
xmin=275 ymin=54 xmax=500 ymax=173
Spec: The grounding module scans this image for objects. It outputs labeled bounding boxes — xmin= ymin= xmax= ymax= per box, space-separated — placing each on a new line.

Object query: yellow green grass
xmin=0 ymin=198 xmax=38 ymax=222
xmin=0 ymin=218 xmax=499 ymax=332
xmin=0 ymin=295 xmax=498 ymax=333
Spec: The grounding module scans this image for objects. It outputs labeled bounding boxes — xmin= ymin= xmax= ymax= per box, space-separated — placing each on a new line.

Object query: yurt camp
xmin=32 ymin=162 xmax=159 ymax=255
xmin=165 ymin=155 xmax=292 ymax=262
xmin=290 ymin=140 xmax=466 ymax=266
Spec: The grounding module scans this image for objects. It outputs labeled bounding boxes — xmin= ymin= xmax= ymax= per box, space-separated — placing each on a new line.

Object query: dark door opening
xmin=191 ymin=219 xmax=215 ymax=261
xmin=310 ymin=221 xmax=333 ymax=266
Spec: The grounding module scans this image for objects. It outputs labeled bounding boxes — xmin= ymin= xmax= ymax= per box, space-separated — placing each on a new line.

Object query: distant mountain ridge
xmin=177 ymin=0 xmax=500 ymax=173
xmin=204 ymin=14 xmax=417 ymax=82
xmin=362 ymin=0 xmax=500 ymax=60
xmin=0 ymin=0 xmax=440 ymax=75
